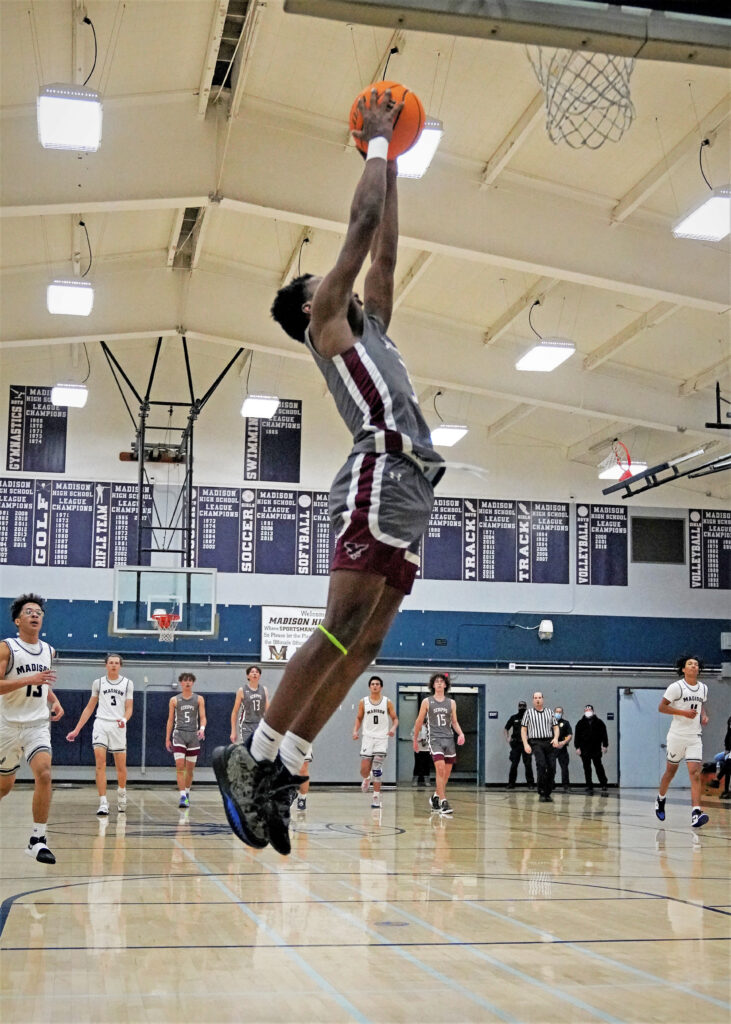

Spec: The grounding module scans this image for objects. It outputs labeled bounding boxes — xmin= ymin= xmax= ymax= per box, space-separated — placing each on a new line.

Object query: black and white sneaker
xmin=296 ymin=796 xmax=306 ymax=811
xmin=212 ymin=740 xmax=276 ymax=849
xmin=655 ymin=795 xmax=666 ymax=822
xmin=440 ymin=799 xmax=453 ymax=815
xmin=26 ymin=836 xmax=56 ymax=864
xmin=266 ymin=758 xmax=307 ymax=856
xmin=96 ymin=800 xmax=109 ymax=817
xmin=691 ymin=808 xmax=709 ymax=829
xmin=429 ymin=793 xmax=440 ymax=812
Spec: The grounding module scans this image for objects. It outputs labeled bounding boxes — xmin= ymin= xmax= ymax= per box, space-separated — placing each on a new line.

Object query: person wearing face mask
xmin=574 ymin=705 xmax=609 ymax=794
xmin=552 ymin=706 xmax=573 ymax=792
xmin=504 ymin=700 xmax=535 ymax=789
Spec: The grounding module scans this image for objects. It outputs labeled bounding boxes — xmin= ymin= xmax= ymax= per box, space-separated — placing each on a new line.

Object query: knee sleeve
xmin=372 ymin=751 xmax=386 ymax=778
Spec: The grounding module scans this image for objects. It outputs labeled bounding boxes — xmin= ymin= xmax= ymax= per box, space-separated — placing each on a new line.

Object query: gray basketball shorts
xmin=430 ymin=736 xmax=457 ymax=764
xmin=329 ymin=450 xmax=435 ymax=594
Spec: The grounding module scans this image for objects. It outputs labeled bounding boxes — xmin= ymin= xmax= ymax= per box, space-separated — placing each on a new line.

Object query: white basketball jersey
xmin=362 ymin=694 xmax=389 ymax=742
xmin=663 ymin=678 xmax=707 ymax=739
xmin=0 ymin=636 xmax=55 ymax=724
xmin=92 ymin=675 xmax=134 ymax=721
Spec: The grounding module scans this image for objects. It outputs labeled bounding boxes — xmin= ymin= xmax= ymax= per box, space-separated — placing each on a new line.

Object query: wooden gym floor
xmin=1 ymin=784 xmax=729 ymax=1023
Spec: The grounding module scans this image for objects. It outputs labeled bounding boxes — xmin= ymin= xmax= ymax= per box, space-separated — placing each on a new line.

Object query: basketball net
xmin=151 ymin=611 xmax=180 ymax=643
xmin=598 ymin=439 xmax=633 ymax=480
xmin=527 ymin=47 xmax=635 ymax=149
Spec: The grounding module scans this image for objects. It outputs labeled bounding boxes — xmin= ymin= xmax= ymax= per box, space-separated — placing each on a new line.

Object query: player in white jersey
xmin=353 ymin=676 xmax=398 ymax=809
xmin=0 ymin=594 xmax=64 ymax=864
xmin=655 ymin=655 xmax=710 ymax=828
xmin=66 ymin=654 xmax=134 ymax=815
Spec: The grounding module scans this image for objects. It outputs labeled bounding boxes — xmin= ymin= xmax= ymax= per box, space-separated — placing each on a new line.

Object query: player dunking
xmin=655 ymin=655 xmax=710 ymax=828
xmin=413 ymin=673 xmax=465 ymax=815
xmin=213 ymin=88 xmax=444 ymax=855
xmin=165 ymin=672 xmax=206 ymax=808
xmin=0 ymin=594 xmax=64 ymax=863
xmin=353 ymin=675 xmax=398 ymax=809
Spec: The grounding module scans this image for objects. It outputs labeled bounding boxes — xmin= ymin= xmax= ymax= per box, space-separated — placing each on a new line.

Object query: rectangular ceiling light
xmin=241 ymin=394 xmax=280 ymax=419
xmin=397 ymin=118 xmax=443 ymax=179
xmin=430 ymin=424 xmax=467 ymax=447
xmin=515 ymin=338 xmax=575 ymax=371
xmin=598 ymin=461 xmax=648 ymax=480
xmin=46 ymin=280 xmax=94 ymax=316
xmin=672 ymin=186 xmax=731 ymax=241
xmin=51 ymin=383 xmax=89 ymax=408
xmin=37 ymin=84 xmax=102 ymax=152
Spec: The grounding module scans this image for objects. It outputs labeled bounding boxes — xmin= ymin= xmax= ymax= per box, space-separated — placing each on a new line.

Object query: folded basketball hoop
xmin=151 ymin=609 xmax=180 ymax=643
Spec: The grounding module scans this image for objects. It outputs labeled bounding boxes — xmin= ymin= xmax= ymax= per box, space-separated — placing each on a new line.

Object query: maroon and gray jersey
xmin=304 ymin=314 xmax=444 ymax=482
xmin=426 ymin=696 xmax=453 ymax=745
xmin=238 ymin=685 xmax=265 ymax=739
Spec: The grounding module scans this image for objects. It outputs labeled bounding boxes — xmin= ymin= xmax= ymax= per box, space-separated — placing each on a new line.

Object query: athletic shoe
xmin=96 ymin=800 xmax=109 ymax=817
xmin=266 ymin=757 xmax=307 ymax=856
xmin=691 ymin=809 xmax=709 ymax=829
xmin=296 ymin=796 xmax=306 ymax=811
xmin=212 ymin=741 xmax=276 ymax=849
xmin=720 ymin=791 xmax=731 ymax=799
xmin=178 ymin=793 xmax=189 ymax=809
xmin=429 ymin=793 xmax=440 ymax=812
xmin=361 ymin=776 xmax=371 ymax=792
xmin=26 ymin=837 xmax=55 ymax=864
xmin=655 ymin=795 xmax=666 ymax=822
xmin=440 ymin=799 xmax=453 ymax=815
xmin=371 ymin=794 xmax=381 ymax=809
xmin=601 ymin=786 xmax=608 ymax=794
xmin=118 ymin=793 xmax=127 ymax=813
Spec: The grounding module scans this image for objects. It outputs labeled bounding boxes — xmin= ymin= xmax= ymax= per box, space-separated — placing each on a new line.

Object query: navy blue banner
xmin=0 ymin=478 xmax=35 ymax=565
xmin=243 ymin=399 xmax=302 ymax=483
xmin=255 ymin=489 xmax=298 ymax=574
xmin=193 ymin=486 xmax=240 ymax=573
xmin=109 ymin=483 xmax=153 ymax=567
xmin=576 ymin=504 xmax=628 ymax=586
xmin=6 ymin=385 xmax=67 ymax=473
xmin=311 ymin=491 xmax=333 ymax=576
xmin=529 ymin=502 xmax=570 ymax=584
xmin=478 ymin=500 xmax=517 ymax=582
xmin=49 ymin=480 xmax=95 ymax=567
xmin=423 ymin=497 xmax=465 ymax=579
xmin=689 ymin=509 xmax=730 ymax=589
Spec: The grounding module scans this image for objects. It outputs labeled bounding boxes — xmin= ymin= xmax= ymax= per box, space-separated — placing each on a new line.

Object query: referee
xmin=521 ymin=692 xmax=560 ymax=802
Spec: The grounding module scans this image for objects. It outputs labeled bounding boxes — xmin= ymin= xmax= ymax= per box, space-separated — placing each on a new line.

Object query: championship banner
xmin=576 ymin=504 xmax=628 ymax=586
xmin=6 ymin=385 xmax=67 ymax=473
xmin=243 ymin=398 xmax=302 ymax=482
xmin=260 ymin=605 xmax=325 ymax=662
xmin=689 ymin=509 xmax=730 ymax=589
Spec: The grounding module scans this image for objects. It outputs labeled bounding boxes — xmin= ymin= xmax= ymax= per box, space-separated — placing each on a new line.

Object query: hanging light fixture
xmin=429 ymin=390 xmax=468 ymax=447
xmin=37 ymin=16 xmax=102 ymax=151
xmin=47 ymin=220 xmax=94 ymax=316
xmin=515 ymin=300 xmax=575 ymax=371
xmin=51 ymin=344 xmax=92 ymax=408
xmin=673 ymin=139 xmax=730 ymax=242
xmin=241 ymin=394 xmax=280 ymax=419
xmin=397 ymin=118 xmax=444 ymax=179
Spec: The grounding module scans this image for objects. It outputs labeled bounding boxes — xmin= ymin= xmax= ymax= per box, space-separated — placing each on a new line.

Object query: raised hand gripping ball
xmin=349 ymin=81 xmax=425 ymax=159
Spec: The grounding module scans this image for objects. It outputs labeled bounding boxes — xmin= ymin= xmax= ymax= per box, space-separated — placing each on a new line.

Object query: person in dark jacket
xmin=552 ymin=706 xmax=572 ymax=791
xmin=717 ymin=715 xmax=731 ymax=799
xmin=504 ymin=700 xmax=535 ymax=788
xmin=574 ymin=705 xmax=608 ymax=794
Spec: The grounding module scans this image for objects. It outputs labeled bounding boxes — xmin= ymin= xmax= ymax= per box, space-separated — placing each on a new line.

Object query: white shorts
xmin=666 ymin=734 xmax=702 ymax=763
xmin=92 ymin=718 xmax=127 ymax=753
xmin=0 ymin=718 xmax=51 ymax=774
xmin=360 ymin=738 xmax=388 ymax=759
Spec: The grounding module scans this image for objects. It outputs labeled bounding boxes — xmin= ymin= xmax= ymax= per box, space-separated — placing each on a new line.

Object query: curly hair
xmin=675 ymin=655 xmax=704 ymax=674
xmin=429 ymin=672 xmax=450 ymax=694
xmin=270 ymin=274 xmax=315 ymax=343
xmin=10 ymin=593 xmax=45 ymax=621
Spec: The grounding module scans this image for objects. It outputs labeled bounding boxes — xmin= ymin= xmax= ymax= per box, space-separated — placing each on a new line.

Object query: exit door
xmin=396 ymin=685 xmax=483 ymax=785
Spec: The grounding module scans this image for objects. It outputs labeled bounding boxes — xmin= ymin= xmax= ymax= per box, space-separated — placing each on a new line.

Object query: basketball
xmin=349 ymin=81 xmax=425 ymax=159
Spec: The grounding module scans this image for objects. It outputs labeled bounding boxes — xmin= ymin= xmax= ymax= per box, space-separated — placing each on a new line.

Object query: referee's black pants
xmin=531 ymin=739 xmax=556 ymax=797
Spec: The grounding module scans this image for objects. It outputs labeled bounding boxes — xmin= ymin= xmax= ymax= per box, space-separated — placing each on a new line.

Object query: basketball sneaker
xmin=97 ymin=798 xmax=109 ymax=817
xmin=26 ymin=836 xmax=55 ymax=864
xmin=212 ymin=740 xmax=276 ymax=849
xmin=654 ymin=795 xmax=666 ymax=821
xmin=361 ymin=776 xmax=371 ymax=792
xmin=266 ymin=757 xmax=307 ymax=856
xmin=691 ymin=808 xmax=709 ymax=829
xmin=440 ymin=799 xmax=453 ymax=816
xmin=429 ymin=793 xmax=440 ymax=812
xmin=296 ymin=796 xmax=306 ymax=811
xmin=371 ymin=793 xmax=381 ymax=809
xmin=178 ymin=793 xmax=189 ymax=809
xmin=118 ymin=792 xmax=127 ymax=813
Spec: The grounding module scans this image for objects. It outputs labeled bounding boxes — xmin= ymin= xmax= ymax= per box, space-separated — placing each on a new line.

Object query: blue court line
xmin=427 ymin=880 xmax=731 ymax=1012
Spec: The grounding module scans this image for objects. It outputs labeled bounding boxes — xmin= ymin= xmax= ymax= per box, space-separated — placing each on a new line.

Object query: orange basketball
xmin=349 ymin=81 xmax=425 ymax=159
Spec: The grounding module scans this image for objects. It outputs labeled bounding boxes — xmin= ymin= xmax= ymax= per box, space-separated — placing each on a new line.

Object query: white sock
xmin=99 ymin=795 xmax=108 ymax=804
xmin=250 ymin=722 xmax=284 ymax=763
xmin=180 ymin=790 xmax=186 ymax=796
xmin=279 ymin=732 xmax=311 ymax=774
xmin=185 ymin=788 xmax=190 ymax=795
xmin=32 ymin=822 xmax=45 ymax=838
xmin=118 ymin=788 xmax=126 ymax=795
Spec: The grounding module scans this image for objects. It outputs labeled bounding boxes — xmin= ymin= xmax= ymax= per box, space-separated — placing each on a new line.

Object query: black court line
xmin=21 ymin=895 xmax=663 ymax=906
xmin=2 ymin=937 xmax=730 ymax=952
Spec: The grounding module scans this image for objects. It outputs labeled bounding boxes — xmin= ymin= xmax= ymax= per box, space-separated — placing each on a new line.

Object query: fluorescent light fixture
xmin=37 ymin=84 xmax=102 ymax=152
xmin=516 ymin=338 xmax=575 ymax=372
xmin=672 ymin=186 xmax=730 ymax=241
xmin=598 ymin=461 xmax=648 ymax=480
xmin=240 ymin=394 xmax=280 ymax=419
xmin=397 ymin=118 xmax=443 ymax=179
xmin=430 ymin=424 xmax=468 ymax=447
xmin=47 ymin=279 xmax=94 ymax=316
xmin=51 ymin=383 xmax=89 ymax=408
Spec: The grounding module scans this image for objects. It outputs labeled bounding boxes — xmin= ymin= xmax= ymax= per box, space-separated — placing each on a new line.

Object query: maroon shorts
xmin=330 ymin=451 xmax=435 ymax=595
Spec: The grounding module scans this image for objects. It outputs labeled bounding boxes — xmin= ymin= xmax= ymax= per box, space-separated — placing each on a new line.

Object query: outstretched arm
xmin=363 ymin=160 xmax=398 ymax=330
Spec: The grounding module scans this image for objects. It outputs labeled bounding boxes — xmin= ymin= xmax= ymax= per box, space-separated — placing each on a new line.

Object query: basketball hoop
xmin=151 ymin=610 xmax=180 ymax=643
xmin=598 ymin=439 xmax=633 ymax=480
xmin=527 ymin=47 xmax=635 ymax=149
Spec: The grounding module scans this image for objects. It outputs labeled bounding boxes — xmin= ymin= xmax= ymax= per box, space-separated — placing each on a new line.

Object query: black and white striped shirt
xmin=521 ymin=707 xmax=557 ymax=740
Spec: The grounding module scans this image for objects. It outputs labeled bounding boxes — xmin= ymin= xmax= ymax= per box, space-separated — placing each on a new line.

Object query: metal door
xmin=618 ymin=687 xmax=669 ymax=787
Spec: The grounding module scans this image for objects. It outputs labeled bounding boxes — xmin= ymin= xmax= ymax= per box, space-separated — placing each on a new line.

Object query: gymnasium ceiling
xmin=1 ymin=0 xmax=729 ymax=500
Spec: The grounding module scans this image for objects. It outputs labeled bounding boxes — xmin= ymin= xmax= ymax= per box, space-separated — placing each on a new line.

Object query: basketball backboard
xmin=112 ymin=566 xmax=217 ymax=636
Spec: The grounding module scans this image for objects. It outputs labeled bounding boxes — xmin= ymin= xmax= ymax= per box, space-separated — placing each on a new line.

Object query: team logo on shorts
xmin=344 ymin=541 xmax=368 ymax=560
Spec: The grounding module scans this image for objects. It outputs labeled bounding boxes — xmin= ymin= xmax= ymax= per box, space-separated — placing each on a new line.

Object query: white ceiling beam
xmin=583 ymin=302 xmax=678 ymax=371
xmin=280 ymin=226 xmax=313 ymax=286
xmin=678 ymin=354 xmax=731 ymax=396
xmin=393 ymin=251 xmax=433 ymax=311
xmin=229 ymin=1 xmax=266 ymax=119
xmin=483 ymin=277 xmax=558 ymax=347
xmin=565 ymin=422 xmax=628 ymax=462
xmin=1 ymin=198 xmax=211 ymax=218
xmin=479 ymin=93 xmax=544 ymax=189
xmin=611 ymin=95 xmax=730 ymax=223
xmin=198 ymin=0 xmax=229 ymax=117
xmin=72 ymin=0 xmax=86 ymax=85
xmin=166 ymin=209 xmax=187 ymax=267
xmin=485 ymin=404 xmax=534 ymax=439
